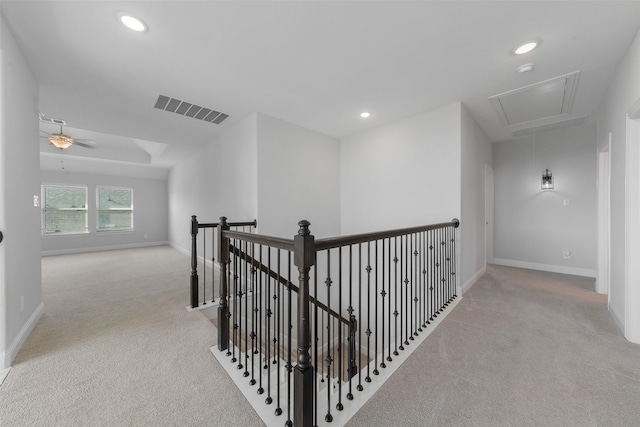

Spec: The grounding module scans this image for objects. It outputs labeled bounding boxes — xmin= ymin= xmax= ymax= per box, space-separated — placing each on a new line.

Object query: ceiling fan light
xmin=49 ymin=134 xmax=74 ymax=150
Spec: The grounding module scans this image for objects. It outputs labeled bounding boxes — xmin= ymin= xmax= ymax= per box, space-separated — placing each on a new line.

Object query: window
xmin=42 ymin=185 xmax=88 ymax=234
xmin=97 ymin=186 xmax=133 ymax=231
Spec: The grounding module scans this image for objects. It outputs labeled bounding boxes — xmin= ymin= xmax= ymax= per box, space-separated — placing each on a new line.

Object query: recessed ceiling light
xmin=360 ymin=112 xmax=371 ymax=118
xmin=517 ymin=63 xmax=534 ymax=73
xmin=513 ymin=40 xmax=538 ymax=55
xmin=119 ymin=13 xmax=147 ymax=32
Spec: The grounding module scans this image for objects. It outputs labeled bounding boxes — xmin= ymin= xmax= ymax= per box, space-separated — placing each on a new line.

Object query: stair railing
xmin=216 ymin=216 xmax=460 ymax=426
xmin=189 ymin=215 xmax=257 ymax=309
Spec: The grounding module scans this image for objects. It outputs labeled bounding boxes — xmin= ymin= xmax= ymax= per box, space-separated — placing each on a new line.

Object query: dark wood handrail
xmin=229 ymin=244 xmax=348 ymax=326
xmin=224 ymin=229 xmax=294 ymax=252
xmin=198 ymin=219 xmax=257 ymax=229
xmin=315 ymin=218 xmax=460 ymax=251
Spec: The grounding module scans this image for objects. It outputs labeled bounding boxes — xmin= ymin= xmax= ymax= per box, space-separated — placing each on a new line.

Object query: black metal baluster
xmin=244 ymin=240 xmax=249 ymax=378
xmin=399 ymin=235 xmax=405 ymax=351
xmin=265 ymin=247 xmax=272 ymax=404
xmin=275 ymin=249 xmax=282 ymax=416
xmin=258 ymin=245 xmax=264 ymax=395
xmin=286 ymin=252 xmax=293 ymax=427
xmin=347 ymin=245 xmax=354 ymax=401
xmin=421 ymin=231 xmax=426 ymax=329
xmin=445 ymin=227 xmax=451 ymax=306
xmin=313 ymin=253 xmax=319 ymax=426
xmin=229 ymin=236 xmax=236 ymax=362
xmin=357 ymin=244 xmax=363 ymax=392
xmin=250 ymin=242 xmax=257 ymax=386
xmin=365 ymin=241 xmax=372 ymax=383
xmin=411 ymin=233 xmax=422 ymax=339
xmin=373 ymin=240 xmax=379 ymax=376
xmin=429 ymin=230 xmax=435 ymax=323
xmin=325 ymin=250 xmax=333 ymax=422
xmin=452 ymin=222 xmax=458 ymax=299
xmin=381 ymin=238 xmax=387 ymax=369
xmin=337 ymin=246 xmax=344 ymax=411
xmin=393 ymin=237 xmax=399 ymax=357
xmin=202 ymin=228 xmax=207 ymax=307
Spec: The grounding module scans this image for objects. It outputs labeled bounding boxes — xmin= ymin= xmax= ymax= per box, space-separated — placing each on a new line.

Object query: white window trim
xmin=96 ymin=186 xmax=134 ymax=232
xmin=41 ymin=184 xmax=89 ymax=236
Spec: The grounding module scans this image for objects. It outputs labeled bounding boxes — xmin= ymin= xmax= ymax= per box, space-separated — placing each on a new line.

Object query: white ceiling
xmin=3 ymin=1 xmax=640 ymax=176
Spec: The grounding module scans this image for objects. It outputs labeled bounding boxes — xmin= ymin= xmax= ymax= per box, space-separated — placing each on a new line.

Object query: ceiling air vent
xmin=153 ymin=95 xmax=230 ymax=125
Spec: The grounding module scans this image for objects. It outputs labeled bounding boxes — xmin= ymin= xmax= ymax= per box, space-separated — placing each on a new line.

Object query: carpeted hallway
xmin=1 ymin=246 xmax=639 ymax=426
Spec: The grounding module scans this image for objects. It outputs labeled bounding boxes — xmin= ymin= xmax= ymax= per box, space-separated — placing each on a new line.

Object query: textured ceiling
xmin=3 ymin=1 xmax=640 ymax=174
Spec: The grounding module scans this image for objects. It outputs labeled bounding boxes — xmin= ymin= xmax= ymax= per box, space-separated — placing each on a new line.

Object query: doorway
xmin=485 ymin=164 xmax=494 ymax=264
xmin=596 ymin=133 xmax=611 ymax=297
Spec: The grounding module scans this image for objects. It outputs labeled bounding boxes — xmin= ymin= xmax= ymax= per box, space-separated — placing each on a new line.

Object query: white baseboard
xmin=462 ymin=266 xmax=486 ymax=294
xmin=0 ymin=367 xmax=10 ymax=386
xmin=610 ymin=304 xmax=625 ymax=337
xmin=42 ymin=241 xmax=169 ymax=257
xmin=492 ymin=258 xmax=596 ymax=278
xmin=1 ymin=302 xmax=44 ymax=369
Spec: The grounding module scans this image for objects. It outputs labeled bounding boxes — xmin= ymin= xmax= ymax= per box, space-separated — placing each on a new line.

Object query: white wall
xmin=340 ymin=103 xmax=462 ymax=235
xmin=596 ymin=28 xmax=640 ymax=339
xmin=461 ymin=104 xmax=492 ymax=292
xmin=257 ymin=113 xmax=340 ymax=239
xmin=168 ymin=113 xmax=258 ymax=254
xmin=493 ymin=125 xmax=597 ymax=277
xmin=40 ymin=171 xmax=168 ymax=255
xmin=1 ymin=15 xmax=43 ymax=369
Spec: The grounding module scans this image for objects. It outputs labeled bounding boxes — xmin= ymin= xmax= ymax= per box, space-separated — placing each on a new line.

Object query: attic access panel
xmin=489 ymin=71 xmax=580 ymax=132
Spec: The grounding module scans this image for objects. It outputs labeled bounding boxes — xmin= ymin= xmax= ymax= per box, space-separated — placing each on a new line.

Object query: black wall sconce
xmin=541 ymin=169 xmax=554 ymax=190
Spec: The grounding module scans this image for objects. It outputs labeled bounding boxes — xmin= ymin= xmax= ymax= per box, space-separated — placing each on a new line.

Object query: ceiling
xmin=3 ymin=1 xmax=640 ymax=176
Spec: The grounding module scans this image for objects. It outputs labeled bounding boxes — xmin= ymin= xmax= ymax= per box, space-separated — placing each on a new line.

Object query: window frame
xmin=96 ymin=186 xmax=134 ymax=232
xmin=41 ymin=184 xmax=89 ymax=236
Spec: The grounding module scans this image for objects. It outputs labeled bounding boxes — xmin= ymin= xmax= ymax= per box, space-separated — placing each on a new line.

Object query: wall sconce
xmin=541 ymin=169 xmax=554 ymax=190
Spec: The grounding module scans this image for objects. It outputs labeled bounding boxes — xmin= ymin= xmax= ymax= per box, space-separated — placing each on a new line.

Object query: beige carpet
xmin=0 ymin=246 xmax=261 ymax=426
xmin=2 ymin=247 xmax=640 ymax=426
xmin=346 ymin=265 xmax=640 ymax=426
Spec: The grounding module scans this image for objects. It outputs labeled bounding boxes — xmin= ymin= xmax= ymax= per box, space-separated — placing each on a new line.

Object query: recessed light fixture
xmin=360 ymin=112 xmax=371 ymax=118
xmin=513 ymin=40 xmax=538 ymax=55
xmin=119 ymin=13 xmax=147 ymax=32
xmin=517 ymin=63 xmax=534 ymax=73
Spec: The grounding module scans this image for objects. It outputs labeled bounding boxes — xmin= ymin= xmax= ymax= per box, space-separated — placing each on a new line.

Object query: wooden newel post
xmin=293 ymin=220 xmax=315 ymax=427
xmin=190 ymin=215 xmax=199 ymax=309
xmin=218 ymin=216 xmax=230 ymax=352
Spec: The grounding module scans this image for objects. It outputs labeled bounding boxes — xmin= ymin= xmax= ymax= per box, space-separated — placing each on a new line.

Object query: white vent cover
xmin=154 ymin=95 xmax=229 ymax=125
xmin=38 ymin=114 xmax=66 ymax=126
xmin=489 ymin=71 xmax=580 ymax=133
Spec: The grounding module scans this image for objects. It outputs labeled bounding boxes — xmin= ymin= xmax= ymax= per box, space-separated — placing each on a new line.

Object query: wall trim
xmin=462 ymin=265 xmax=486 ymax=294
xmin=41 ymin=241 xmax=169 ymax=257
xmin=2 ymin=302 xmax=43 ymax=369
xmin=493 ymin=258 xmax=596 ymax=278
xmin=610 ymin=303 xmax=625 ymax=335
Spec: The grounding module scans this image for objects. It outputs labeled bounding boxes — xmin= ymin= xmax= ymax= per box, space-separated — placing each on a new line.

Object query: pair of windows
xmin=42 ymin=185 xmax=133 ymax=235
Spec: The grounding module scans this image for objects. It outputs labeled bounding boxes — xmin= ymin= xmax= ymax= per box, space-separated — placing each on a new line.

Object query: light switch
xmin=33 ymin=195 xmax=40 ymax=207
xmin=563 ymin=199 xmax=571 ymax=207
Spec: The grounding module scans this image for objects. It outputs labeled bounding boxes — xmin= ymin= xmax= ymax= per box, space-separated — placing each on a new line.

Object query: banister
xmin=315 ymin=218 xmax=460 ymax=251
xmin=198 ymin=219 xmax=258 ymax=229
xmin=224 ymin=229 xmax=294 ymax=252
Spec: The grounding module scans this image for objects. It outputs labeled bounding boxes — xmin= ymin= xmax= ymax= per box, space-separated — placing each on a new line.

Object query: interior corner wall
xmin=256 ymin=113 xmax=340 ymax=239
xmin=40 ymin=171 xmax=168 ymax=255
xmin=168 ymin=113 xmax=258 ymax=254
xmin=493 ymin=125 xmax=597 ymax=277
xmin=1 ymin=15 xmax=43 ymax=369
xmin=340 ymin=103 xmax=462 ymax=235
xmin=461 ymin=104 xmax=492 ymax=293
xmin=595 ymin=27 xmax=640 ymax=337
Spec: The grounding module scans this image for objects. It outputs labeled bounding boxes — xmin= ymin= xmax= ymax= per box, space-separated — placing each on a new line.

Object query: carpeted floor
xmin=1 ymin=247 xmax=639 ymax=426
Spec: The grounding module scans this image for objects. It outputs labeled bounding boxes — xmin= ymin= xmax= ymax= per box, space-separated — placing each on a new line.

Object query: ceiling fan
xmin=40 ymin=125 xmax=97 ymax=150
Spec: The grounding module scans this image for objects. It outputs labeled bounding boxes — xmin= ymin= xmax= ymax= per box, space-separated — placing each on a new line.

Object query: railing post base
xmin=294 ymin=365 xmax=314 ymax=427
